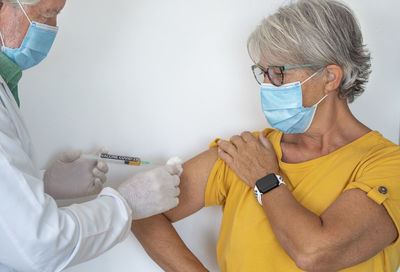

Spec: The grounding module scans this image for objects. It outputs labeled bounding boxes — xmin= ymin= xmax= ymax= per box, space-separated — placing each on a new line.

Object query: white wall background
xmin=19 ymin=0 xmax=400 ymax=271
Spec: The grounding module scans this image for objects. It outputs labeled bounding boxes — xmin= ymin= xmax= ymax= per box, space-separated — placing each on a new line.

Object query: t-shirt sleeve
xmin=205 ymin=157 xmax=230 ymax=207
xmin=205 ymin=138 xmax=233 ymax=206
xmin=344 ymin=143 xmax=400 ymax=244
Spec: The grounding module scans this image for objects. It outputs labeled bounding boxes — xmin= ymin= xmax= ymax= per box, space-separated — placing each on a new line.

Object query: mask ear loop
xmin=314 ymin=93 xmax=328 ymax=107
xmin=301 ymin=68 xmax=329 ymax=107
xmin=300 ymin=69 xmax=323 ymax=86
xmin=16 ymin=0 xmax=32 ymax=24
xmin=0 ymin=31 xmax=5 ymax=47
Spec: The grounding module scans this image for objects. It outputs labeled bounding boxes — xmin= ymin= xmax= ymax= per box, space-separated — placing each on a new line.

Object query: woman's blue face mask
xmin=0 ymin=0 xmax=58 ymax=70
xmin=260 ymin=70 xmax=328 ymax=134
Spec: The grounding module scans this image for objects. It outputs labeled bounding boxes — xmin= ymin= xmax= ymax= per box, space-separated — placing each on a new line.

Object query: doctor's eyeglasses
xmin=251 ymin=64 xmax=313 ymax=86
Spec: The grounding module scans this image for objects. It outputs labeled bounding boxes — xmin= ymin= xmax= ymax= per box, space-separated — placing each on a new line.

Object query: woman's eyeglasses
xmin=251 ymin=64 xmax=313 ymax=86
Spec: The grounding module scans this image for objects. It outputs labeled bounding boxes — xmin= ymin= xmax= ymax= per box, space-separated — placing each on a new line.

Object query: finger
xmin=164 ymin=173 xmax=180 ymax=187
xmin=90 ymin=146 xmax=109 ymax=156
xmin=93 ymin=168 xmax=107 ymax=184
xmin=241 ymin=131 xmax=257 ymax=143
xmin=218 ymin=140 xmax=237 ymax=156
xmin=91 ymin=178 xmax=104 ymax=195
xmin=169 ymin=197 xmax=179 ymax=210
xmin=159 ymin=197 xmax=179 ymax=214
xmin=259 ymin=132 xmax=273 ymax=149
xmin=96 ymin=161 xmax=109 ymax=174
xmin=230 ymin=135 xmax=244 ymax=148
xmin=165 ymin=156 xmax=183 ymax=176
xmin=60 ymin=150 xmax=82 ymax=163
xmin=218 ymin=148 xmax=234 ymax=166
xmin=167 ymin=185 xmax=181 ymax=198
xmin=171 ymin=175 xmax=180 ymax=186
xmin=174 ymin=186 xmax=181 ymax=197
xmin=99 ymin=147 xmax=109 ymax=154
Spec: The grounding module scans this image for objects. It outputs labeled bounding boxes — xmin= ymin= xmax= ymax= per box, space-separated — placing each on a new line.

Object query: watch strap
xmin=254 ymin=185 xmax=263 ymax=205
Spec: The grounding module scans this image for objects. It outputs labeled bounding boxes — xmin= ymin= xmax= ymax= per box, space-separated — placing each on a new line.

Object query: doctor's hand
xmin=43 ymin=150 xmax=109 ymax=199
xmin=217 ymin=131 xmax=279 ymax=188
xmin=117 ymin=157 xmax=182 ymax=220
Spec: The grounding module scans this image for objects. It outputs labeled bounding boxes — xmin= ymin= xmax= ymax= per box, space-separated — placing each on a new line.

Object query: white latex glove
xmin=43 ymin=150 xmax=109 ymax=199
xmin=117 ymin=157 xmax=182 ymax=220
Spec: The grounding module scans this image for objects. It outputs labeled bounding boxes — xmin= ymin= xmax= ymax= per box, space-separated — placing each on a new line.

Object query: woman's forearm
xmin=261 ymin=186 xmax=325 ymax=267
xmin=261 ymin=186 xmax=396 ymax=272
xmin=131 ymin=214 xmax=208 ymax=272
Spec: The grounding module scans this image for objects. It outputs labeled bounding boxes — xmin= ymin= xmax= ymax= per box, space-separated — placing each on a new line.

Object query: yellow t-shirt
xmin=205 ymin=129 xmax=400 ymax=272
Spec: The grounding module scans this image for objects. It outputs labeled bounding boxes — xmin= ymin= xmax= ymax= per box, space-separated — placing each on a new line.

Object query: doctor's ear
xmin=323 ymin=65 xmax=343 ymax=94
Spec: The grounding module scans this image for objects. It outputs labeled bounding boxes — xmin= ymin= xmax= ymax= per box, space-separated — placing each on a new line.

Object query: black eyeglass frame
xmin=251 ymin=64 xmax=314 ymax=86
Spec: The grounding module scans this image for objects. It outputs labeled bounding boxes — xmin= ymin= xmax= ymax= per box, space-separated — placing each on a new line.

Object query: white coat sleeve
xmin=0 ymin=150 xmax=132 ymax=272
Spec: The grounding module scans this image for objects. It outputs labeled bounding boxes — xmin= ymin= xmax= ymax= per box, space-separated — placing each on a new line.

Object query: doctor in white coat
xmin=0 ymin=0 xmax=181 ymax=271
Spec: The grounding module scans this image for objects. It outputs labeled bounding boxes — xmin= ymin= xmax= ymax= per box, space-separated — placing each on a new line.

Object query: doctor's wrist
xmin=99 ymin=187 xmax=133 ymax=217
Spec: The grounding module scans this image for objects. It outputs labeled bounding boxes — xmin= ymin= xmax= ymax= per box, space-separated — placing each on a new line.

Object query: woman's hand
xmin=217 ymin=131 xmax=279 ymax=188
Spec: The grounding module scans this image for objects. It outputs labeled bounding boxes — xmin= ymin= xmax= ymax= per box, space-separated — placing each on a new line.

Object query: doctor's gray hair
xmin=2 ymin=0 xmax=41 ymax=7
xmin=248 ymin=0 xmax=371 ymax=103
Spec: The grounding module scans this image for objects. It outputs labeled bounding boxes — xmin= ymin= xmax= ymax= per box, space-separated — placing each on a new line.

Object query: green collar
xmin=0 ymin=52 xmax=22 ymax=107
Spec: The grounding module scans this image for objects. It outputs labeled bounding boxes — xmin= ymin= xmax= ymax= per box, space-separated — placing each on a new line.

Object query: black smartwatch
xmin=254 ymin=173 xmax=285 ymax=205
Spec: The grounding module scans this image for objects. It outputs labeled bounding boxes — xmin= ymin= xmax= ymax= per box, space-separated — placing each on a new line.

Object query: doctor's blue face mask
xmin=0 ymin=0 xmax=58 ymax=70
xmin=260 ymin=69 xmax=328 ymax=134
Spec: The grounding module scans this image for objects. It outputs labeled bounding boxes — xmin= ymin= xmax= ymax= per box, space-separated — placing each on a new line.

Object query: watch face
xmin=256 ymin=174 xmax=279 ymax=193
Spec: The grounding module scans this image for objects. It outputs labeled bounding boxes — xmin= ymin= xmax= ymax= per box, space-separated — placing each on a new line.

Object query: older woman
xmin=132 ymin=0 xmax=400 ymax=271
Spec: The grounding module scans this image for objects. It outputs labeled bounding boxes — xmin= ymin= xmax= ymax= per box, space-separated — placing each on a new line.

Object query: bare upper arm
xmin=317 ymin=188 xmax=398 ymax=267
xmin=164 ymin=147 xmax=218 ymax=222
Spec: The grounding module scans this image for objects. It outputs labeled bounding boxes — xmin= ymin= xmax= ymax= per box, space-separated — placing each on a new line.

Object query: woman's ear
xmin=324 ymin=64 xmax=343 ymax=94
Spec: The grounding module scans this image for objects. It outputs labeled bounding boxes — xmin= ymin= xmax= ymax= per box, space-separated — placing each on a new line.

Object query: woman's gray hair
xmin=248 ymin=0 xmax=371 ymax=103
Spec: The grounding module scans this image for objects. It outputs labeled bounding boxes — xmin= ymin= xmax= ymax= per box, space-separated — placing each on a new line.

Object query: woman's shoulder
xmin=352 ymin=131 xmax=400 ymax=174
xmin=362 ymin=131 xmax=400 ymax=154
xmin=261 ymin=128 xmax=282 ymax=139
xmin=209 ymin=128 xmax=281 ymax=149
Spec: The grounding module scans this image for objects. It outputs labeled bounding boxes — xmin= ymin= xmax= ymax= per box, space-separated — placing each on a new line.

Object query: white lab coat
xmin=0 ymin=75 xmax=132 ymax=272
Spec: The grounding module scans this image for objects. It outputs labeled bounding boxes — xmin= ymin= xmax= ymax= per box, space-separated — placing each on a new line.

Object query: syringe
xmin=82 ymin=153 xmax=151 ymax=166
